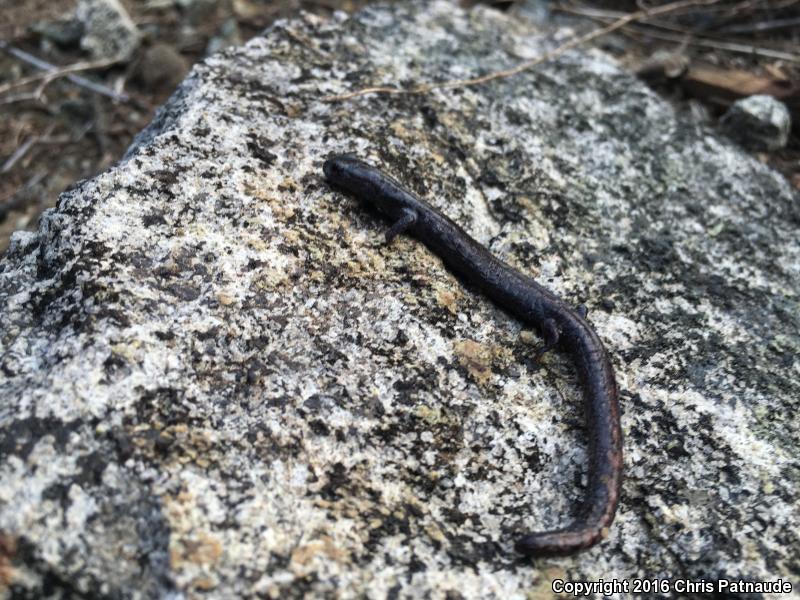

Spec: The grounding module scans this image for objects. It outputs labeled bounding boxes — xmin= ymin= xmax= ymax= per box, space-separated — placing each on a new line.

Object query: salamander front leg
xmin=536 ymin=318 xmax=560 ymax=359
xmin=384 ymin=208 xmax=418 ymax=244
xmin=576 ymin=304 xmax=588 ymax=319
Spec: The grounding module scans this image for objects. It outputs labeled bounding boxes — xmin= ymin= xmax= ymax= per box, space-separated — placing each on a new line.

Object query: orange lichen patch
xmin=289 ymin=536 xmax=348 ymax=575
xmin=279 ymin=177 xmax=299 ymax=193
xmin=244 ymin=175 xmax=303 ymax=211
xmin=271 ymin=200 xmax=297 ymax=221
xmin=283 ymin=103 xmax=303 ymax=118
xmin=131 ymin=422 xmax=220 ymax=467
xmin=492 ymin=343 xmax=515 ymax=368
xmin=0 ymin=532 xmax=17 ymax=588
xmin=423 ymin=522 xmax=446 ymax=543
xmin=217 ymin=291 xmax=235 ymax=306
xmin=192 ymin=575 xmax=218 ymax=590
xmin=453 ymin=339 xmax=493 ymax=385
xmin=437 ymin=111 xmax=461 ymax=131
xmin=241 ymin=181 xmax=272 ymax=202
xmin=528 ymin=567 xmax=567 ymax=600
xmin=186 ymin=533 xmax=224 ymax=565
xmin=252 ymin=266 xmax=295 ymax=291
xmin=434 ymin=286 xmax=459 ymax=314
xmin=173 ymin=488 xmax=194 ymax=509
xmin=428 ymin=151 xmax=446 ymax=165
xmin=389 ymin=120 xmax=410 ymax=139
xmin=170 ymin=532 xmax=224 ymax=569
xmin=519 ymin=330 xmax=539 ymax=346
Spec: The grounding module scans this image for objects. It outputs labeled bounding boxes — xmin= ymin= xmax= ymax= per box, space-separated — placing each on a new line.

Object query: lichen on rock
xmin=1 ymin=1 xmax=799 ymax=597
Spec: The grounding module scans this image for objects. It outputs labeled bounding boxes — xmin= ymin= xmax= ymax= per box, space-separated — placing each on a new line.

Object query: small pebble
xmin=720 ymin=94 xmax=791 ymax=151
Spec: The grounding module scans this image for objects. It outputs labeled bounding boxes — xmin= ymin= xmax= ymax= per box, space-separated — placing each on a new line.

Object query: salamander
xmin=323 ymin=154 xmax=622 ymax=556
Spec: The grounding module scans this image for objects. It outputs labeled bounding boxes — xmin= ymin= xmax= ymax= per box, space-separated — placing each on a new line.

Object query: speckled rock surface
xmin=1 ymin=2 xmax=799 ymax=598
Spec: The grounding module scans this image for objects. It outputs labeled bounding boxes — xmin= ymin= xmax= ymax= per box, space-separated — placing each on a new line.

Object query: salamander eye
xmin=323 ymin=158 xmax=341 ymax=179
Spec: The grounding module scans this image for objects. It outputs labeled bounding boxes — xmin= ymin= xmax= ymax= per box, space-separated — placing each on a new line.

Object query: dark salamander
xmin=323 ymin=154 xmax=622 ymax=557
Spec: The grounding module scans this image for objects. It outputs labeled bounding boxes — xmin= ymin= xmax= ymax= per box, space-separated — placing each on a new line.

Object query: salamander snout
xmin=323 ymin=154 xmax=361 ymax=184
xmin=322 ymin=157 xmax=340 ymax=180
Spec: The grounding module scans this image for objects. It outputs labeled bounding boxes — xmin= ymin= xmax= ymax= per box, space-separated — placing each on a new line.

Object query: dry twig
xmin=0 ymin=41 xmax=133 ymax=104
xmin=1 ymin=137 xmax=36 ymax=173
xmin=621 ymin=26 xmax=800 ymax=62
xmin=719 ymin=16 xmax=800 ymax=34
xmin=0 ymin=171 xmax=47 ymax=220
xmin=1 ymin=124 xmax=58 ymax=173
xmin=557 ymin=4 xmax=800 ymax=62
xmin=0 ymin=91 xmax=45 ymax=106
xmin=323 ymin=0 xmax=723 ymax=102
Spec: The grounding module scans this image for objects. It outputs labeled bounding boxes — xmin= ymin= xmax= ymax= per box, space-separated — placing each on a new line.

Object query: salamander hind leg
xmin=384 ymin=208 xmax=418 ymax=243
xmin=535 ymin=318 xmax=560 ymax=359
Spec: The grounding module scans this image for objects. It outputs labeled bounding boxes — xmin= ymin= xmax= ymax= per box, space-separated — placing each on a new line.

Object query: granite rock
xmin=1 ymin=1 xmax=799 ymax=598
xmin=76 ymin=0 xmax=141 ymax=62
xmin=721 ymin=94 xmax=792 ymax=151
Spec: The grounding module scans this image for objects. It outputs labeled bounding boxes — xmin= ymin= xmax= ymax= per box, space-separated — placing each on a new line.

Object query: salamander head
xmin=323 ymin=154 xmax=366 ymax=188
xmin=323 ymin=154 xmax=416 ymax=221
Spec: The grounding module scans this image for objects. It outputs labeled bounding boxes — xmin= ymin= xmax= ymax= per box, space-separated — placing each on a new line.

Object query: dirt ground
xmin=1 ymin=0 xmax=798 ymax=252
